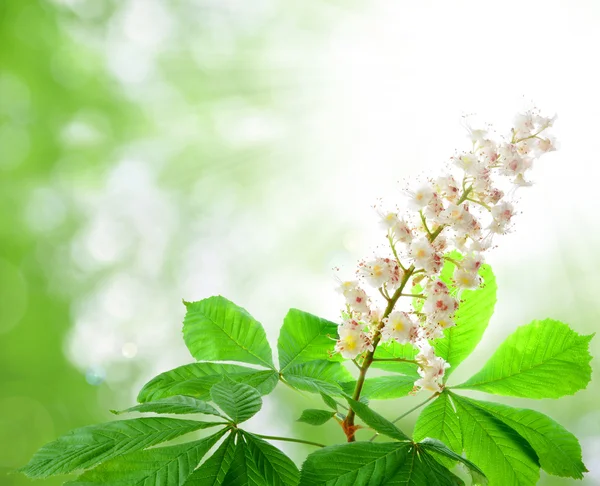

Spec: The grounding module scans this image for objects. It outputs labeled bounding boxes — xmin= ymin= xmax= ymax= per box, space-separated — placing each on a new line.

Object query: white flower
xmin=435 ymin=175 xmax=460 ymax=203
xmin=379 ymin=211 xmax=400 ymax=231
xmin=425 ymin=278 xmax=449 ymax=295
xmin=345 ymin=287 xmax=370 ymax=314
xmin=535 ymin=135 xmax=557 ymax=154
xmin=454 ymin=268 xmax=481 ymax=289
xmin=463 ymin=253 xmax=484 ymax=273
xmin=489 ymin=201 xmax=515 ymax=234
xmin=414 ymin=356 xmax=450 ymax=393
xmin=453 ymin=152 xmax=483 ymax=176
xmin=409 ymin=237 xmax=434 ymax=269
xmin=335 ymin=326 xmax=373 ymax=359
xmin=358 ymin=258 xmax=400 ymax=288
xmin=358 ymin=258 xmax=391 ymax=288
xmin=407 ymin=184 xmax=434 ymax=210
xmin=393 ymin=220 xmax=413 ymax=243
xmin=381 ymin=311 xmax=416 ymax=344
xmin=423 ymin=292 xmax=458 ymax=318
xmin=513 ymin=112 xmax=535 ymax=138
xmin=422 ymin=315 xmax=455 ymax=340
xmin=440 ymin=204 xmax=473 ymax=234
xmin=423 ymin=193 xmax=445 ymax=222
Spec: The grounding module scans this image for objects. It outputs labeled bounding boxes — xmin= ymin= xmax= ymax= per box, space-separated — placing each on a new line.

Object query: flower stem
xmin=342 ymin=265 xmax=415 ymax=441
xmin=342 ymin=185 xmax=472 ymax=442
xmin=254 ymin=434 xmax=326 ymax=448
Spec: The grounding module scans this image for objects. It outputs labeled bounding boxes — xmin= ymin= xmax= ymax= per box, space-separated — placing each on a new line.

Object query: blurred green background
xmin=1 ymin=1 xmax=598 ymax=485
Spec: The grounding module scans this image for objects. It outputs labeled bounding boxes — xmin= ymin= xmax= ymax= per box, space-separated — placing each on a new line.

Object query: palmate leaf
xmin=183 ymin=296 xmax=274 ymax=368
xmin=19 ymin=417 xmax=218 ymax=478
xmin=300 ymin=441 xmax=463 ymax=486
xmin=299 ymin=442 xmax=411 ymax=486
xmin=345 ymin=397 xmax=410 ymax=441
xmin=223 ymin=432 xmax=300 ymax=486
xmin=385 ymin=446 xmax=464 ymax=486
xmin=465 ymin=398 xmax=587 ymax=479
xmin=449 ymin=392 xmax=540 ymax=486
xmin=278 ymin=309 xmax=341 ymax=372
xmin=210 ymin=378 xmax=262 ymax=424
xmin=297 ymin=409 xmax=336 ymax=426
xmin=137 ymin=362 xmax=278 ymax=403
xmin=432 ymin=258 xmax=497 ymax=379
xmin=184 ymin=432 xmax=237 ymax=485
xmin=413 ymin=392 xmax=462 ymax=469
xmin=66 ymin=429 xmax=226 ymax=486
xmin=419 ymin=438 xmax=487 ymax=485
xmin=282 ymin=360 xmax=353 ymax=396
xmin=111 ymin=395 xmax=223 ymax=417
xmin=456 ymin=319 xmax=594 ymax=398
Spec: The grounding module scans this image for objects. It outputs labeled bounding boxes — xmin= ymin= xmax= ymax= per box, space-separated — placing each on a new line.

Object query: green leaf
xmin=464 ymin=397 xmax=587 ymax=479
xmin=278 ymin=309 xmax=341 ymax=372
xmin=282 ymin=360 xmax=353 ymax=396
xmin=456 ymin=319 xmax=594 ymax=398
xmin=137 ymin=363 xmax=278 ymax=403
xmin=345 ymin=397 xmax=410 ymax=441
xmin=184 ymin=432 xmax=237 ymax=485
xmin=386 ymin=446 xmax=464 ymax=486
xmin=297 ymin=409 xmax=336 ymax=426
xmin=111 ymin=395 xmax=223 ymax=417
xmin=320 ymin=392 xmax=338 ymax=411
xmin=450 ymin=392 xmax=540 ymax=485
xmin=66 ymin=429 xmax=225 ymax=485
xmin=210 ymin=378 xmax=262 ymax=424
xmin=420 ymin=438 xmax=488 ymax=485
xmin=19 ymin=417 xmax=218 ymax=478
xmin=299 ymin=442 xmax=411 ymax=486
xmin=433 ymin=258 xmax=497 ymax=379
xmin=183 ymin=296 xmax=274 ymax=368
xmin=413 ymin=392 xmax=462 ymax=471
xmin=242 ymin=432 xmax=300 ymax=485
xmin=223 ymin=433 xmax=300 ymax=486
xmin=342 ymin=375 xmax=415 ymax=400
xmin=222 ymin=436 xmax=249 ymax=486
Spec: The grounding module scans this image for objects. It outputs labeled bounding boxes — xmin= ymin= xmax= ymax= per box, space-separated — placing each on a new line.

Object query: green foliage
xmin=278 ymin=309 xmax=341 ymax=371
xmin=19 ymin=417 xmax=218 ymax=479
xmin=183 ymin=296 xmax=274 ymax=368
xmin=19 ymin=293 xmax=594 ymax=485
xmin=419 ymin=438 xmax=487 ymax=485
xmin=300 ymin=441 xmax=465 ymax=486
xmin=412 ymin=315 xmax=593 ymax=485
xmin=456 ymin=319 xmax=594 ymax=398
xmin=111 ymin=395 xmax=223 ymax=417
xmin=413 ymin=392 xmax=462 ymax=469
xmin=184 ymin=433 xmax=237 ymax=485
xmin=320 ymin=392 xmax=339 ymax=410
xmin=66 ymin=430 xmax=226 ymax=485
xmin=345 ymin=397 xmax=410 ymax=441
xmin=210 ymin=378 xmax=263 ymax=424
xmin=137 ymin=362 xmax=278 ymax=402
xmin=282 ymin=360 xmax=353 ymax=396
xmin=451 ymin=393 xmax=540 ymax=485
xmin=224 ymin=431 xmax=300 ymax=486
xmin=465 ymin=398 xmax=587 ymax=479
xmin=299 ymin=442 xmax=412 ymax=485
xmin=297 ymin=409 xmax=336 ymax=426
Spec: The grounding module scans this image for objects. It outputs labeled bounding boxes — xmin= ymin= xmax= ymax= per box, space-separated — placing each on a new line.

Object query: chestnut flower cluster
xmin=335 ymin=110 xmax=557 ymax=394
